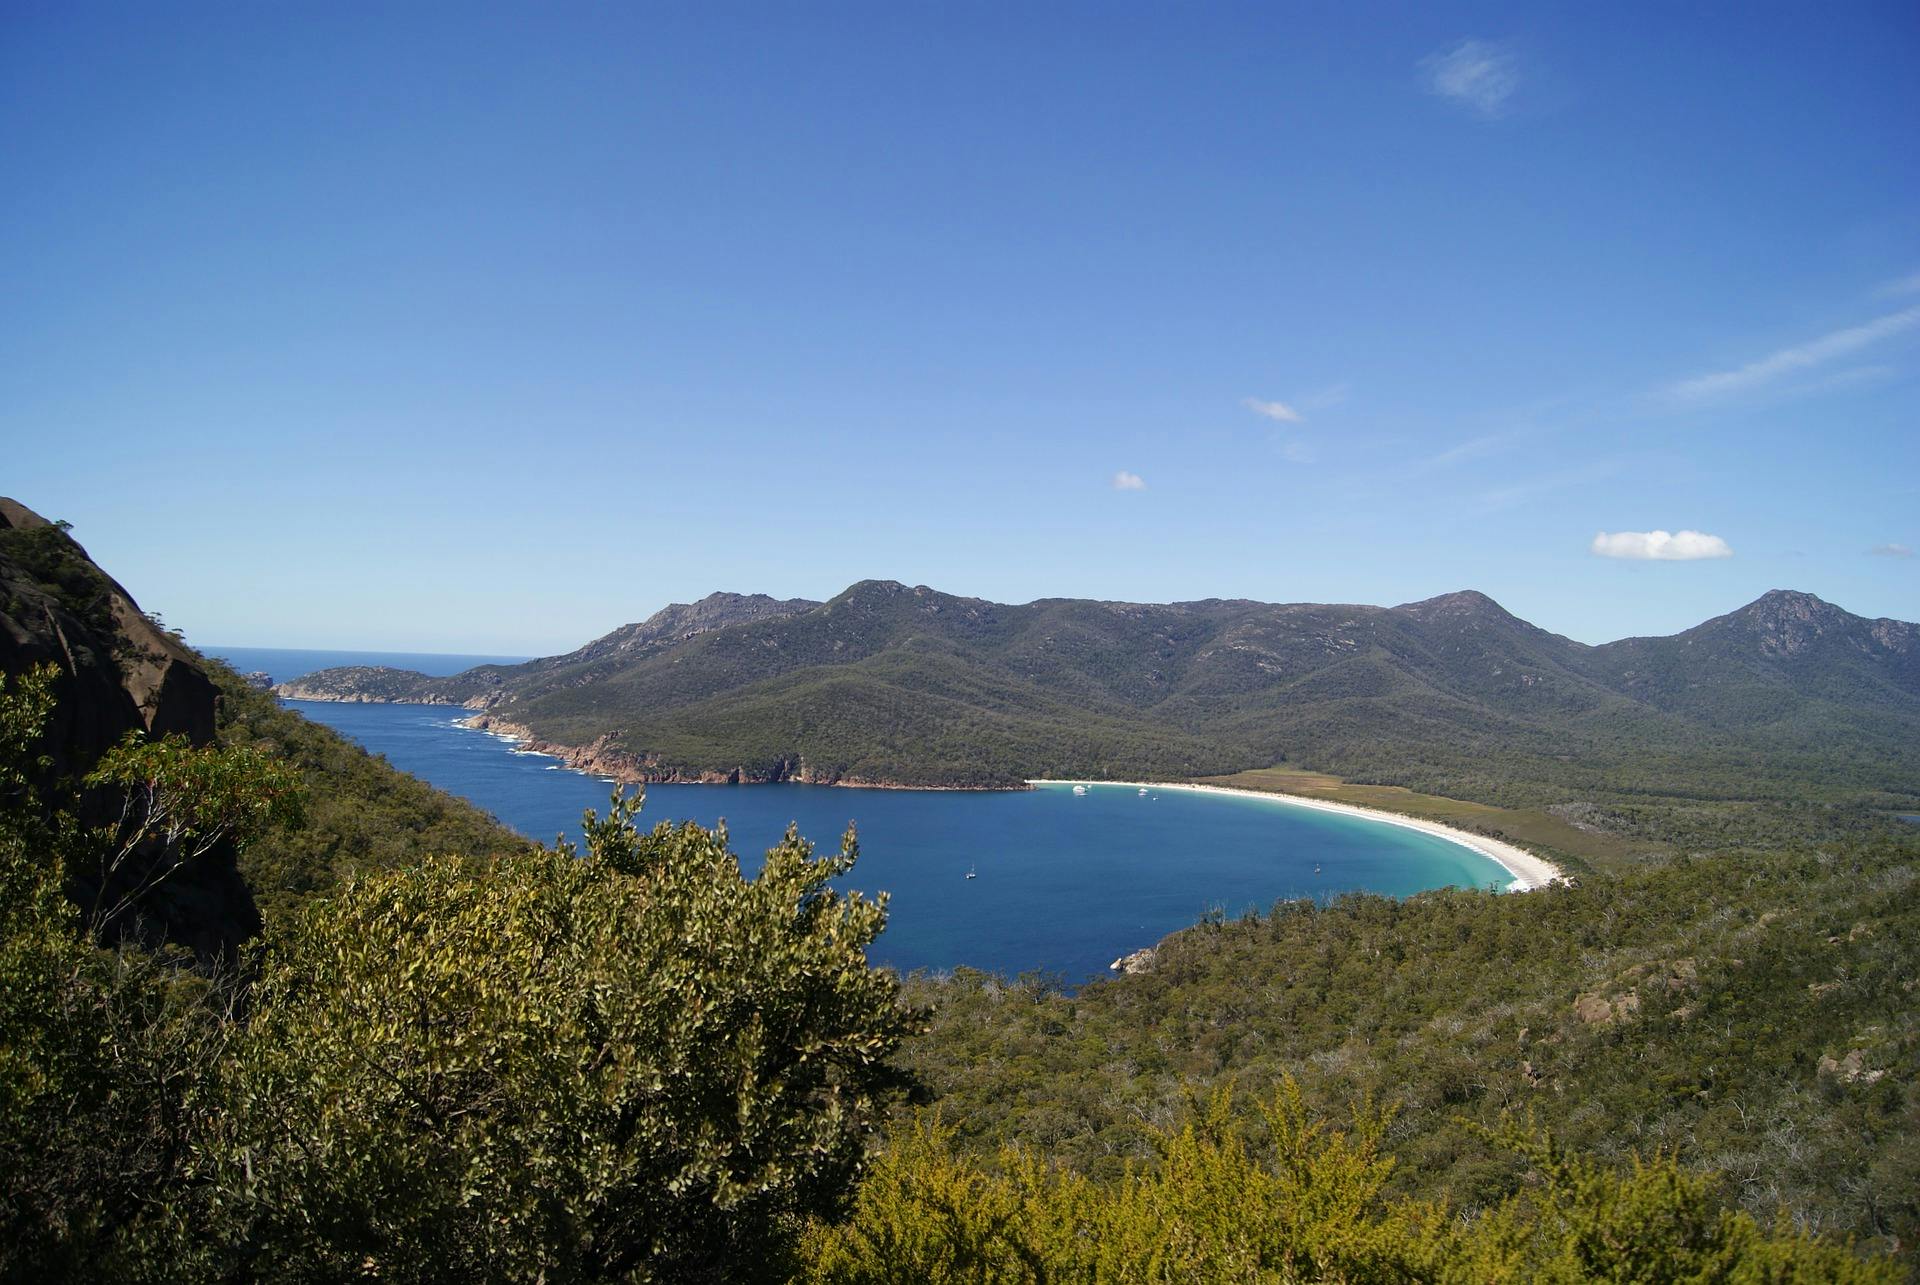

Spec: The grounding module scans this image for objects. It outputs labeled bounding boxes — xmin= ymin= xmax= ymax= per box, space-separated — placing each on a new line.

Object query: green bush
xmin=802 ymin=1086 xmax=1896 ymax=1282
xmin=202 ymin=791 xmax=921 ymax=1282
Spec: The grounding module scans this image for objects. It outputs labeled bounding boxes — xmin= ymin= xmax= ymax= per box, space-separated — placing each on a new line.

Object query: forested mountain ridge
xmin=283 ymin=580 xmax=1920 ymax=846
xmin=1589 ymin=589 xmax=1920 ymax=734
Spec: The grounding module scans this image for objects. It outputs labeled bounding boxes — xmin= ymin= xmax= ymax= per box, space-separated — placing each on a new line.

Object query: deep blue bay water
xmin=214 ymin=647 xmax=1518 ymax=982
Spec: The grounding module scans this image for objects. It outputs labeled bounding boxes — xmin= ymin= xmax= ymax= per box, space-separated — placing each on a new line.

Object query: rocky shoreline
xmin=276 ymin=684 xmax=1028 ymax=791
xmin=457 ymin=713 xmax=1027 ymax=792
xmin=274 ymin=679 xmax=494 ymax=707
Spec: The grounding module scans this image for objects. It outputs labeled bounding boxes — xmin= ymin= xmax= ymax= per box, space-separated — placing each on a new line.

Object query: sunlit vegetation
xmin=803 ymin=1088 xmax=1894 ymax=1282
xmin=892 ymin=835 xmax=1920 ymax=1263
xmin=1 ymin=669 xmax=919 ymax=1281
xmin=1 ymin=652 xmax=1909 ymax=1277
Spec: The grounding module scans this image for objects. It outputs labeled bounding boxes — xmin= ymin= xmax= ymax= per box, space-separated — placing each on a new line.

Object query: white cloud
xmin=1423 ymin=39 xmax=1519 ymax=118
xmin=1111 ymin=470 xmax=1147 ymax=491
xmin=1664 ymin=305 xmax=1920 ymax=403
xmin=1877 ymin=271 xmax=1920 ymax=297
xmin=1590 ymin=530 xmax=1733 ymax=561
xmin=1280 ymin=440 xmax=1315 ymax=464
xmin=1870 ymin=542 xmax=1914 ymax=558
xmin=1242 ymin=397 xmax=1302 ymax=423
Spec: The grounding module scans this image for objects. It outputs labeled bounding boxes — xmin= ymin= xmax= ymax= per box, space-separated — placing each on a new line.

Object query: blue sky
xmin=3 ymin=2 xmax=1916 ymax=653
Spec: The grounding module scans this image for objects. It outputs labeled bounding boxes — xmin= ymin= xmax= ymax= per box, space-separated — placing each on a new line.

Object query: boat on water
xmin=1138 ymin=787 xmax=1149 ymax=796
xmin=966 ymin=864 xmax=977 ymax=880
xmin=1072 ymin=784 xmax=1088 ymax=796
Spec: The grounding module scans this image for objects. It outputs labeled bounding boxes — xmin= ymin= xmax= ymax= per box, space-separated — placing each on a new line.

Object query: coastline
xmin=284 ymin=699 xmax=1560 ymax=889
xmin=451 ymin=713 xmax=1021 ymax=792
xmin=1028 ymin=779 xmax=1565 ymax=892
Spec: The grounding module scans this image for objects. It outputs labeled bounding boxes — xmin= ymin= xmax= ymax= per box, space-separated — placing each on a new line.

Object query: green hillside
xmin=892 ymin=834 xmax=1920 ymax=1259
xmin=285 ymin=580 xmax=1920 ymax=855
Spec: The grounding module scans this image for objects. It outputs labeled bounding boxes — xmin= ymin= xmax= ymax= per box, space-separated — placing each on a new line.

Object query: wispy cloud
xmin=1877 ymin=271 xmax=1920 ymax=297
xmin=1299 ymin=382 xmax=1351 ymax=412
xmin=1473 ymin=460 xmax=1623 ymax=512
xmin=1802 ymin=364 xmax=1897 ymax=394
xmin=1423 ymin=39 xmax=1519 ymax=118
xmin=1426 ymin=430 xmax=1525 ymax=469
xmin=1663 ymin=305 xmax=1920 ymax=403
xmin=1111 ymin=470 xmax=1146 ymax=492
xmin=1590 ymin=530 xmax=1733 ymax=561
xmin=1280 ymin=440 xmax=1315 ymax=464
xmin=1242 ymin=397 xmax=1302 ymax=424
xmin=1870 ymin=542 xmax=1913 ymax=558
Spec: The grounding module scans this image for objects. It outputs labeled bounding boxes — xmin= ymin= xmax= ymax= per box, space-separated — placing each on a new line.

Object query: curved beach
xmin=1028 ymin=779 xmax=1565 ymax=892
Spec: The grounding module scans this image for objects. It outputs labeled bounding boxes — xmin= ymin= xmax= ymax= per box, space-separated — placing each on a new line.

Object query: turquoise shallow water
xmin=216 ymin=647 xmax=1515 ymax=982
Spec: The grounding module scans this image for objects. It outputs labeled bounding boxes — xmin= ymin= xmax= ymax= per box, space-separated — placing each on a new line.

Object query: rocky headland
xmin=459 ymin=712 xmax=1022 ymax=791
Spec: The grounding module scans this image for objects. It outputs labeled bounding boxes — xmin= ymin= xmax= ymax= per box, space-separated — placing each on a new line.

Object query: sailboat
xmin=965 ymin=863 xmax=977 ymax=880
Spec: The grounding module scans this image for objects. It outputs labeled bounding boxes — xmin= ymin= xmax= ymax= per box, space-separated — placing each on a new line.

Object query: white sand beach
xmin=1028 ymin=779 xmax=1565 ymax=892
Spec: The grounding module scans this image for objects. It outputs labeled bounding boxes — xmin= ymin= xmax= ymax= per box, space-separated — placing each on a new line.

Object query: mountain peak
xmin=1392 ymin=589 xmax=1514 ymax=620
xmin=832 ymin=579 xmax=972 ymax=607
xmin=1749 ymin=588 xmax=1837 ymax=612
xmin=1702 ymin=590 xmax=1862 ymax=659
xmin=558 ymin=592 xmax=821 ymax=665
xmin=1728 ymin=589 xmax=1850 ymax=629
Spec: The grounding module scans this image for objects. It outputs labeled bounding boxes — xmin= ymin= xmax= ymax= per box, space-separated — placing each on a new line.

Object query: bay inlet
xmin=218 ymin=646 xmax=1523 ymax=982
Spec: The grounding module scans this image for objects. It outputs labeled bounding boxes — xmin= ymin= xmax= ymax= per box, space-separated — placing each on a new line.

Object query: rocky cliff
xmin=0 ymin=498 xmax=259 ymax=959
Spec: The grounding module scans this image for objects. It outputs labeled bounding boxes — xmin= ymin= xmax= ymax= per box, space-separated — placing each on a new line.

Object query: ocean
xmin=214 ymin=646 xmax=1516 ymax=982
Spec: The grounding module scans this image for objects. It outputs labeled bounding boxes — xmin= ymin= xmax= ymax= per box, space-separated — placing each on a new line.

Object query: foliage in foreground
xmin=0 ymin=663 xmax=1905 ymax=1281
xmin=206 ymin=795 xmax=919 ymax=1281
xmin=1 ymin=666 xmax=920 ymax=1281
xmin=803 ymin=1087 xmax=1895 ymax=1283
xmin=0 ymin=667 xmax=234 ymax=1277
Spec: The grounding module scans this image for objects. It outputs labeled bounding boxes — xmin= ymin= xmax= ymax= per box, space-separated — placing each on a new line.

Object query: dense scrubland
xmin=3 ymin=505 xmax=1915 ymax=1279
xmin=6 ymin=660 xmax=1908 ymax=1279
xmin=892 ymin=841 xmax=1919 ymax=1245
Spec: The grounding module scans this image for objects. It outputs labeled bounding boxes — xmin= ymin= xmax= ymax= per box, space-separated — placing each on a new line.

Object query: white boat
xmin=1072 ymin=784 xmax=1088 ymax=796
xmin=1138 ymin=787 xmax=1149 ymax=796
